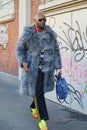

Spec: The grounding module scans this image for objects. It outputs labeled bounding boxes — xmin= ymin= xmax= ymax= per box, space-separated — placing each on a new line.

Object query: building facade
xmin=0 ymin=0 xmax=19 ymax=75
xmin=0 ymin=0 xmax=87 ymax=115
xmin=40 ymin=0 xmax=87 ymax=115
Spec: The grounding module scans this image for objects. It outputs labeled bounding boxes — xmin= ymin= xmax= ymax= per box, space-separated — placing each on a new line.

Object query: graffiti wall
xmin=46 ymin=8 xmax=87 ymax=114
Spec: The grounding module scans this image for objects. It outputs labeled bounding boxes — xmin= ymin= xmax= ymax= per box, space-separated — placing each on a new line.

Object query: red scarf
xmin=34 ymin=26 xmax=44 ymax=32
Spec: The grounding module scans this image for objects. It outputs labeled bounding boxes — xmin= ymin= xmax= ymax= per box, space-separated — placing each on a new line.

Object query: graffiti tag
xmin=0 ymin=26 xmax=8 ymax=49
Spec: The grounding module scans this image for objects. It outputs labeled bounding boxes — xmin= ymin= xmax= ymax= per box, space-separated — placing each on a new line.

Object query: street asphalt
xmin=0 ymin=71 xmax=87 ymax=130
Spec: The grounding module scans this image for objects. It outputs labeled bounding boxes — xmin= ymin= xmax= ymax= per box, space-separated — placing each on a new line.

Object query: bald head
xmin=34 ymin=12 xmax=46 ymax=21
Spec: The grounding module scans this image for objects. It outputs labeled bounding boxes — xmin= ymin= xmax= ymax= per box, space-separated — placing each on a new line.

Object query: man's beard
xmin=39 ymin=26 xmax=44 ymax=29
xmin=38 ymin=24 xmax=45 ymax=30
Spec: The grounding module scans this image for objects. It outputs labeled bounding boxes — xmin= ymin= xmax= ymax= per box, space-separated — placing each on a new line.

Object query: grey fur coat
xmin=16 ymin=25 xmax=62 ymax=97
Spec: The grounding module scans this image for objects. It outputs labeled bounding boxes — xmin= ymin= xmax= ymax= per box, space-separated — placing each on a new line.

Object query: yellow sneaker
xmin=38 ymin=120 xmax=48 ymax=130
xmin=31 ymin=108 xmax=38 ymax=119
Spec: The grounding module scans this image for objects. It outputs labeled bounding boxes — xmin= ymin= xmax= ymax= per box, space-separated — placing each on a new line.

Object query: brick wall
xmin=0 ymin=0 xmax=19 ymax=76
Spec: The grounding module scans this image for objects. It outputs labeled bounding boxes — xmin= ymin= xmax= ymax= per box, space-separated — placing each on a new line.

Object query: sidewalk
xmin=0 ymin=71 xmax=87 ymax=130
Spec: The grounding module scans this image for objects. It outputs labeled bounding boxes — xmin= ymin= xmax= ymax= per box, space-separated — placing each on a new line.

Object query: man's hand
xmin=56 ymin=69 xmax=62 ymax=76
xmin=22 ymin=62 xmax=29 ymax=72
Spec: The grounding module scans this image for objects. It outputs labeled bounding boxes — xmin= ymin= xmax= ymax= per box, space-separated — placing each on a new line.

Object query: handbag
xmin=55 ymin=74 xmax=69 ymax=102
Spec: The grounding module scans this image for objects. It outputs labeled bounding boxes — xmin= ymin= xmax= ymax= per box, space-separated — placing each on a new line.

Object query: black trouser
xmin=30 ymin=69 xmax=49 ymax=120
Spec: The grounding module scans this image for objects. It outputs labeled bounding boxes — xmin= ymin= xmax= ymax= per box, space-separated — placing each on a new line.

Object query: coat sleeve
xmin=16 ymin=28 xmax=28 ymax=67
xmin=54 ymin=39 xmax=62 ymax=69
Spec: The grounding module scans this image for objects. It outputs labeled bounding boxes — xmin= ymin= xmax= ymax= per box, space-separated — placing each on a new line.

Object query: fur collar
xmin=44 ymin=25 xmax=57 ymax=39
xmin=23 ymin=25 xmax=57 ymax=41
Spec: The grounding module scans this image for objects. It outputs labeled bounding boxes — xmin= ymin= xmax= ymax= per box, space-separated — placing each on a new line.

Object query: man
xmin=16 ymin=12 xmax=62 ymax=130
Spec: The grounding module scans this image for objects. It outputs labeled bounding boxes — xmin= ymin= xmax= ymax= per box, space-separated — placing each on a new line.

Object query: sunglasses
xmin=38 ymin=18 xmax=46 ymax=22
